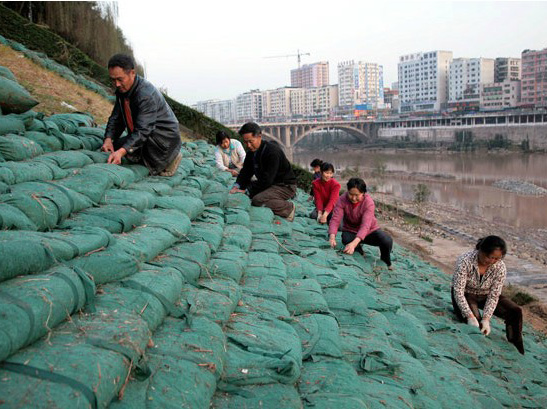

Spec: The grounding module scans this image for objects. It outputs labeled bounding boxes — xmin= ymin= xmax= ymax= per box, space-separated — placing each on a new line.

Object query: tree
xmin=413 ymin=183 xmax=431 ymax=239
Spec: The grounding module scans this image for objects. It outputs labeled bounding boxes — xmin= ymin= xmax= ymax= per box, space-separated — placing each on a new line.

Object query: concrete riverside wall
xmin=378 ymin=124 xmax=547 ymax=150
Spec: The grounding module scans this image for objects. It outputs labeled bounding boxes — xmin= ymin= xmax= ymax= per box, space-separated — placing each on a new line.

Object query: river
xmin=293 ymin=148 xmax=547 ymax=229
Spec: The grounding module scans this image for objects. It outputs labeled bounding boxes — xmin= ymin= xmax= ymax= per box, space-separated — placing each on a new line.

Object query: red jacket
xmin=328 ymin=192 xmax=380 ymax=240
xmin=312 ymin=178 xmax=341 ymax=213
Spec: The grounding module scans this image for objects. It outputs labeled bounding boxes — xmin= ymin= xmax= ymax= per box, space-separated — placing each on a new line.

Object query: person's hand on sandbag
xmin=480 ymin=319 xmax=491 ymax=335
xmin=329 ymin=234 xmax=337 ymax=248
xmin=101 ymin=137 xmax=115 ymax=153
xmin=467 ymin=315 xmax=480 ymax=328
xmin=229 ymin=187 xmax=246 ymax=194
xmin=107 ymin=148 xmax=126 ymax=165
xmin=319 ymin=212 xmax=329 ymax=224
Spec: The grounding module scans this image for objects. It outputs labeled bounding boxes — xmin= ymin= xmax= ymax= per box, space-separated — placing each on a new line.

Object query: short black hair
xmin=310 ymin=158 xmax=323 ymax=168
xmin=476 ymin=235 xmax=507 ymax=256
xmin=216 ymin=131 xmax=230 ymax=146
xmin=238 ymin=122 xmax=261 ymax=136
xmin=347 ymin=177 xmax=367 ymax=193
xmin=108 ymin=54 xmax=135 ymax=72
xmin=320 ymin=162 xmax=334 ymax=173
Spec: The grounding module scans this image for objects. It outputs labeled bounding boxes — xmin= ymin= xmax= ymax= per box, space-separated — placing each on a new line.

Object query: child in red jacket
xmin=311 ymin=162 xmax=341 ymax=224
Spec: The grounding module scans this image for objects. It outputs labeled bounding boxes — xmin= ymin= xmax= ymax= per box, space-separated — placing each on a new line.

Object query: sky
xmin=117 ymin=1 xmax=547 ymax=106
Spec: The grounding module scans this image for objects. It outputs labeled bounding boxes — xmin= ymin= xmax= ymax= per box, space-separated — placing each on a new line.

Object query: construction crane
xmin=264 ymin=49 xmax=311 ymax=68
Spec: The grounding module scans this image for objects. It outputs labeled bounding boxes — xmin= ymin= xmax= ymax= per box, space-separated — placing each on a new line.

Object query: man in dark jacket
xmin=102 ymin=54 xmax=182 ymax=176
xmin=229 ymin=122 xmax=297 ymax=221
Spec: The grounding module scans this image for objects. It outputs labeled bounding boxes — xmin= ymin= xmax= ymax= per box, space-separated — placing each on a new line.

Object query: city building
xmin=305 ymin=85 xmax=339 ymax=118
xmin=193 ymin=99 xmax=236 ymax=124
xmin=291 ymin=62 xmax=329 ymax=89
xmin=495 ymin=58 xmax=521 ymax=82
xmin=480 ymin=80 xmax=521 ymax=111
xmin=383 ymin=87 xmax=399 ymax=111
xmin=448 ymin=57 xmax=495 ymax=111
xmin=520 ymin=48 xmax=547 ymax=107
xmin=235 ymin=90 xmax=263 ymax=123
xmin=337 ymin=60 xmax=384 ymax=112
xmin=398 ymin=50 xmax=453 ymax=113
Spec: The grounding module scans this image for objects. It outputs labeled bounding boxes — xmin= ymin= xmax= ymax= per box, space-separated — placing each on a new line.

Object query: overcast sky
xmin=117 ymin=1 xmax=547 ymax=106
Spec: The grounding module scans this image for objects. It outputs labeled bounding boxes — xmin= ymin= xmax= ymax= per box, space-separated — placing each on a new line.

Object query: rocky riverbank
xmin=492 ymin=179 xmax=547 ymax=196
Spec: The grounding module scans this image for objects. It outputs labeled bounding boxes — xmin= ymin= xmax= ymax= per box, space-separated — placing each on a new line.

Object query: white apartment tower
xmin=235 ymin=90 xmax=263 ymax=122
xmin=398 ymin=50 xmax=453 ymax=113
xmin=291 ymin=62 xmax=329 ymax=89
xmin=337 ymin=61 xmax=384 ymax=109
xmin=193 ymin=99 xmax=236 ymax=124
xmin=448 ymin=58 xmax=495 ymax=105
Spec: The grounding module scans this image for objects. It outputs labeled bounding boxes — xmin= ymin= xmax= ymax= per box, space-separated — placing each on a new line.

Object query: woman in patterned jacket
xmin=451 ymin=235 xmax=524 ymax=354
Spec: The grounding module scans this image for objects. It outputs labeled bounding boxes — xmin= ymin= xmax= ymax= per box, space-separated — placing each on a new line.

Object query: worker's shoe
xmin=286 ymin=203 xmax=296 ymax=222
xmin=160 ymin=152 xmax=182 ymax=177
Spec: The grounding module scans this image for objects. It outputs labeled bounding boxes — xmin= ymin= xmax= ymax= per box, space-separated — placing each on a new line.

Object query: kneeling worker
xmin=102 ymin=53 xmax=182 ymax=176
xmin=229 ymin=122 xmax=297 ymax=221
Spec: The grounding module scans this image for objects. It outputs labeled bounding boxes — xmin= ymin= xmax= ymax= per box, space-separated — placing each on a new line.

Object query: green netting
xmin=207 ymin=250 xmax=248 ymax=282
xmin=0 ymin=115 xmax=25 ymax=135
xmin=59 ymin=205 xmax=143 ymax=234
xmin=197 ymin=206 xmax=225 ymax=225
xmin=213 ymin=170 xmax=233 ymax=185
xmin=182 ymin=278 xmax=241 ymax=324
xmin=213 ymin=383 xmax=302 ymax=409
xmin=37 ymin=150 xmax=94 ymax=169
xmin=249 ymin=221 xmax=274 ymax=234
xmin=146 ymin=171 xmax=185 ymax=188
xmin=23 ymin=130 xmax=64 ymax=152
xmin=186 ymin=221 xmax=224 ymax=252
xmin=149 ymin=241 xmax=210 ymax=285
xmin=220 ymin=224 xmax=252 ymax=251
xmin=249 ymin=206 xmax=274 ymax=223
xmin=224 ymin=208 xmax=250 ymax=226
xmin=0 ymin=66 xmax=17 ymax=82
xmin=220 ymin=314 xmax=302 ymax=386
xmin=82 ymin=163 xmax=137 ymax=188
xmin=244 ymin=252 xmax=287 ymax=280
xmin=154 ymin=196 xmax=205 ymax=221
xmin=283 ymin=254 xmax=347 ymax=289
xmin=171 ymin=185 xmax=202 ymax=198
xmin=225 ymin=192 xmax=251 ymax=210
xmin=55 ymin=171 xmax=113 ymax=203
xmin=291 ymin=314 xmax=342 ymax=359
xmin=142 ymin=208 xmax=191 ymax=238
xmin=127 ymin=180 xmax=173 ymax=196
xmin=46 ymin=113 xmax=95 ymax=132
xmin=202 ymin=190 xmax=228 ymax=208
xmin=115 ymin=226 xmax=178 ymax=262
xmin=0 ymin=311 xmax=150 ymax=409
xmin=0 ymin=265 xmax=95 ymax=362
xmin=185 ymin=175 xmax=211 ymax=192
xmin=80 ymin=149 xmax=109 ymax=163
xmin=123 ymin=163 xmax=150 ymax=182
xmin=235 ymin=293 xmax=290 ymax=320
xmin=0 ymin=202 xmax=38 ymax=230
xmin=0 ymin=233 xmax=56 ymax=281
xmin=192 ymin=162 xmax=214 ymax=178
xmin=271 ymin=216 xmax=293 ymax=237
xmin=0 ymin=76 xmax=39 ymax=114
xmin=241 ymin=276 xmax=287 ymax=303
xmin=250 ymin=235 xmax=279 ymax=254
xmin=0 ymin=134 xmax=44 ymax=160
xmin=286 ymin=279 xmax=329 ymax=316
xmin=101 ymin=189 xmax=157 ymax=211
xmin=179 ymin=157 xmax=195 ymax=173
xmin=0 ymin=160 xmax=68 ymax=184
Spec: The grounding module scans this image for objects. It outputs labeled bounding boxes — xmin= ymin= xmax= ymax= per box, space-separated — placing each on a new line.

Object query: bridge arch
xmin=294 ymin=124 xmax=369 ymax=146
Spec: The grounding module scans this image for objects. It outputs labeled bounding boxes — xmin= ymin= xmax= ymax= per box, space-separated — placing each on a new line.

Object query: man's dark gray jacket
xmin=104 ymin=75 xmax=181 ymax=174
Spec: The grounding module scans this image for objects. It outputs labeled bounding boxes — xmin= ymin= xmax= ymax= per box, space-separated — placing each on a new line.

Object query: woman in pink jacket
xmin=328 ymin=178 xmax=393 ymax=269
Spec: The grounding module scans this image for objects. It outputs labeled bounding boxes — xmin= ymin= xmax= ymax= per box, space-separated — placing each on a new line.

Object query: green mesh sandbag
xmin=0 ymin=66 xmax=17 ymax=82
xmin=249 ymin=206 xmax=274 ymax=223
xmin=124 ymin=164 xmax=150 ymax=182
xmin=37 ymin=150 xmax=94 ymax=169
xmin=10 ymin=180 xmax=93 ymax=212
xmin=0 ymin=181 xmax=6 ymax=193
xmin=23 ymin=131 xmax=64 ymax=152
xmin=250 ymin=236 xmax=279 ymax=254
xmin=224 ymin=208 xmax=250 ymax=226
xmin=59 ymin=205 xmax=143 ymax=234
xmin=67 ymin=243 xmax=140 ymax=284
xmin=116 ymin=226 xmax=178 ymax=262
xmin=272 ymin=216 xmax=293 ymax=237
xmin=148 ymin=241 xmax=210 ymax=285
xmin=213 ymin=170 xmax=233 ymax=185
xmin=75 ymin=126 xmax=104 ymax=138
xmin=192 ymin=163 xmax=214 ymax=178
xmin=55 ymin=171 xmax=113 ymax=203
xmin=286 ymin=279 xmax=329 ymax=316
xmin=142 ymin=208 xmax=191 ymax=238
xmin=244 ymin=252 xmax=287 ymax=280
xmin=0 ymin=76 xmax=39 ymax=114
xmin=207 ymin=250 xmax=248 ymax=282
xmin=181 ymin=278 xmax=241 ymax=324
xmin=0 ymin=134 xmax=44 ymax=161
xmin=47 ymin=113 xmax=95 ymax=132
xmin=185 ymin=175 xmax=211 ymax=192
xmin=146 ymin=171 xmax=185 ymax=188
xmin=127 ymin=181 xmax=173 ymax=196
xmin=225 ymin=192 xmax=251 ymax=210
xmin=249 ymin=221 xmax=274 ymax=234
xmin=0 ymin=191 xmax=67 ymax=231
xmin=0 ymin=234 xmax=56 ymax=282
xmin=220 ymin=314 xmax=302 ymax=386
xmin=55 ymin=131 xmax=85 ymax=150
xmin=80 ymin=149 xmax=109 ymax=163
xmin=197 ymin=206 xmax=225 ymax=226
xmin=0 ymin=266 xmax=95 ymax=362
xmin=283 ymin=254 xmax=347 ymax=289
xmin=241 ymin=275 xmax=287 ymax=303
xmin=213 ymin=383 xmax=302 ymax=409
xmin=235 ymin=293 xmax=290 ymax=320
xmin=154 ymin=196 xmax=205 ymax=221
xmin=0 ymin=311 xmax=150 ymax=409
xmin=201 ymin=190 xmax=228 ymax=208
xmin=0 ymin=115 xmax=25 ymax=135
xmin=0 ymin=202 xmax=38 ymax=230
xmin=0 ymin=160 xmax=68 ymax=184
xmin=101 ymin=189 xmax=156 ymax=211
xmin=82 ymin=163 xmax=137 ymax=188
xmin=291 ymin=314 xmax=342 ymax=359
xmin=220 ymin=224 xmax=252 ymax=251
xmin=186 ymin=221 xmax=224 ymax=252
xmin=171 ymin=185 xmax=202 ymax=199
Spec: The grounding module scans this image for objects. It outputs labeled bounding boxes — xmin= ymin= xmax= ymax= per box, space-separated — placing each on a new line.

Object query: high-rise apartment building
xmin=193 ymin=99 xmax=236 ymax=124
xmin=521 ymin=48 xmax=547 ymax=107
xmin=448 ymin=58 xmax=495 ymax=110
xmin=398 ymin=50 xmax=453 ymax=113
xmin=480 ymin=80 xmax=521 ymax=111
xmin=305 ymin=85 xmax=339 ymax=118
xmin=291 ymin=62 xmax=329 ymax=89
xmin=235 ymin=90 xmax=263 ymax=122
xmin=495 ymin=58 xmax=521 ymax=82
xmin=337 ymin=60 xmax=384 ymax=110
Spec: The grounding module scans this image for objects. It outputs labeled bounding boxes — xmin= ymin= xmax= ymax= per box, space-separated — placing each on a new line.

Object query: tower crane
xmin=264 ymin=49 xmax=311 ymax=68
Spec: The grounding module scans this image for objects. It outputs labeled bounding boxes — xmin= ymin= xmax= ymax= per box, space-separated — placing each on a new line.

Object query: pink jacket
xmin=328 ymin=192 xmax=380 ymax=240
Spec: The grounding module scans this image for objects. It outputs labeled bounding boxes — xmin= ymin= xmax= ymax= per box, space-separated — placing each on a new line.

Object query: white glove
xmin=480 ymin=319 xmax=491 ymax=336
xmin=467 ymin=316 xmax=480 ymax=327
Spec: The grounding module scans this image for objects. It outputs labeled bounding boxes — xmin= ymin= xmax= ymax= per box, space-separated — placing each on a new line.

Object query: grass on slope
xmin=0 ymin=44 xmax=113 ymax=123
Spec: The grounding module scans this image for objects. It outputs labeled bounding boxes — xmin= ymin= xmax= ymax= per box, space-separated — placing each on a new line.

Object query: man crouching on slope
xmin=101 ymin=54 xmax=182 ymax=176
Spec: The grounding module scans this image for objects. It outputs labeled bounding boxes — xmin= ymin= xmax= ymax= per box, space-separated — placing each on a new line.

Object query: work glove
xmin=480 ymin=319 xmax=491 ymax=336
xmin=467 ymin=316 xmax=480 ymax=328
